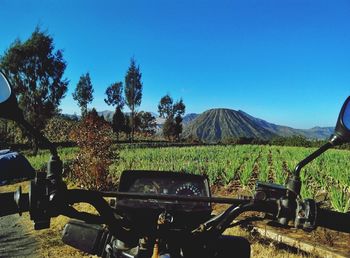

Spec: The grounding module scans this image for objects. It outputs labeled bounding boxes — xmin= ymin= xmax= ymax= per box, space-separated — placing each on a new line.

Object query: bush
xmin=43 ymin=116 xmax=77 ymax=143
xmin=69 ymin=110 xmax=116 ymax=190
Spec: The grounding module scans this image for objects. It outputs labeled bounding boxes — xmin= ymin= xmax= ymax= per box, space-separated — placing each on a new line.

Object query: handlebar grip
xmin=0 ymin=192 xmax=29 ymax=217
xmin=317 ymin=208 xmax=350 ymax=233
xmin=0 ymin=192 xmax=19 ymax=216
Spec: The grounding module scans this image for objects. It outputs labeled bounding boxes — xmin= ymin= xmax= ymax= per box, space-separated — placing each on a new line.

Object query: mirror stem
xmin=293 ymin=141 xmax=333 ymax=179
xmin=288 ymin=137 xmax=340 ymax=195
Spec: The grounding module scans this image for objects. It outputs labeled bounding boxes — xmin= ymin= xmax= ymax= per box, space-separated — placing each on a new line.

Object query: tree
xmin=174 ymin=115 xmax=183 ymax=141
xmin=72 ymin=72 xmax=94 ymax=116
xmin=138 ymin=111 xmax=157 ymax=136
xmin=0 ymin=27 xmax=68 ymax=153
xmin=158 ymin=95 xmax=186 ymax=141
xmin=124 ymin=114 xmax=132 ymax=140
xmin=158 ymin=94 xmax=173 ymax=118
xmin=163 ymin=117 xmax=175 ymax=140
xmin=173 ymin=99 xmax=186 ymax=141
xmin=124 ymin=57 xmax=143 ymax=141
xmin=104 ymin=82 xmax=124 ymax=108
xmin=173 ymin=99 xmax=186 ymax=117
xmin=112 ymin=107 xmax=126 ymax=141
xmin=104 ymin=81 xmax=125 ymax=141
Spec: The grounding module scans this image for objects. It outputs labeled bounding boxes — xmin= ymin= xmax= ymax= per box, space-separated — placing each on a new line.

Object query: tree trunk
xmin=131 ymin=109 xmax=134 ymax=142
xmin=32 ymin=138 xmax=39 ymax=156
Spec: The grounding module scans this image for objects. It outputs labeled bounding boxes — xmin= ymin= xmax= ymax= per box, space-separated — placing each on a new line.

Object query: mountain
xmin=182 ymin=109 xmax=276 ymax=142
xmin=298 ymin=127 xmax=334 ymax=139
xmin=183 ymin=113 xmax=199 ymax=125
xmin=183 ymin=108 xmax=333 ymax=143
xmin=98 ymin=110 xmax=114 ymax=122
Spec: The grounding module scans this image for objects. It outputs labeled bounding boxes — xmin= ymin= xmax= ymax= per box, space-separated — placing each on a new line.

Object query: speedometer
xmin=175 ymin=183 xmax=201 ymax=196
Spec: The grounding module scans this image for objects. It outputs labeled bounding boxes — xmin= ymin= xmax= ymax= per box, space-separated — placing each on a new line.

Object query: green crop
xmin=112 ymin=145 xmax=350 ymax=212
xmin=24 ymin=144 xmax=350 ymax=213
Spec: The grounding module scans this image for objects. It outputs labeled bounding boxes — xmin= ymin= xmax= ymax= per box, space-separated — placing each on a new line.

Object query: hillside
xmin=182 ymin=109 xmax=276 ymax=142
xmin=183 ymin=113 xmax=199 ymax=125
xmin=237 ymin=110 xmax=333 ymax=139
xmin=183 ymin=109 xmax=333 ymax=143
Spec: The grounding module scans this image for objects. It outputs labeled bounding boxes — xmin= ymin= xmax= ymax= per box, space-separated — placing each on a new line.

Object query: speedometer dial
xmin=175 ymin=183 xmax=201 ymax=196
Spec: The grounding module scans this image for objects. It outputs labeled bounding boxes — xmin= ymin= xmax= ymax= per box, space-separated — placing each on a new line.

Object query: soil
xmin=0 ymin=214 xmax=39 ymax=258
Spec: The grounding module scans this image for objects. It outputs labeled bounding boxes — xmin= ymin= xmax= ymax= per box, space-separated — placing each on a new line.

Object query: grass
xmin=24 ymin=147 xmax=78 ymax=170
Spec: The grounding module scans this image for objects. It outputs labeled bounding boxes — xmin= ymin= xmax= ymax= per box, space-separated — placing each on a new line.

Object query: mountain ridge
xmin=63 ymin=108 xmax=333 ymax=142
xmin=182 ymin=108 xmax=333 ymax=142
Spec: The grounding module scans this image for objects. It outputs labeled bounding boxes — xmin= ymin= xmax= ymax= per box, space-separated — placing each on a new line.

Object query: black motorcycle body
xmin=62 ymin=170 xmax=250 ymax=258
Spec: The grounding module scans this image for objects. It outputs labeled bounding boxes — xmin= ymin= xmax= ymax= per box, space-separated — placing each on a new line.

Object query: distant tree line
xmin=215 ymin=135 xmax=329 ymax=148
xmin=0 ymin=27 xmax=187 ymax=152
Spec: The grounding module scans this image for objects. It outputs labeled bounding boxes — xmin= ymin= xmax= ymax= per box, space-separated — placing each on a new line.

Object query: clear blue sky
xmin=1 ymin=0 xmax=349 ymax=129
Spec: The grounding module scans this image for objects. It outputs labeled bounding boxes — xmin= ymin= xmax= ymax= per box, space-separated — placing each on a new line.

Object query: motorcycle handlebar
xmin=1 ymin=189 xmax=349 ymax=236
xmin=0 ymin=192 xmax=29 ymax=217
xmin=317 ymin=207 xmax=350 ymax=233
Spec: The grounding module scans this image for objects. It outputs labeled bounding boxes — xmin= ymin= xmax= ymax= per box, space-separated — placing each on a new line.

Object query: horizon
xmin=88 ymin=107 xmax=334 ymax=130
xmin=1 ymin=0 xmax=349 ymax=129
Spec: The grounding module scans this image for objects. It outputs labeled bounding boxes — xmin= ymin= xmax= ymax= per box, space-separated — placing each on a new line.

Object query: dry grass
xmin=0 ymin=181 xmax=314 ymax=258
xmin=224 ymin=227 xmax=315 ymax=258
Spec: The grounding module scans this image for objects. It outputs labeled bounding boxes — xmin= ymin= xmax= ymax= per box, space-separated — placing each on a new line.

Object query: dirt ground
xmin=0 ymin=214 xmax=39 ymax=257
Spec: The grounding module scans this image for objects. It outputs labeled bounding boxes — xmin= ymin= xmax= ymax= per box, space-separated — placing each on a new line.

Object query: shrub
xmin=70 ymin=110 xmax=116 ymax=190
xmin=43 ymin=116 xmax=77 ymax=143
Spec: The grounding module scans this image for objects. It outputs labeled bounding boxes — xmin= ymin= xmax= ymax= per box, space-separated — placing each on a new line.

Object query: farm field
xmin=112 ymin=145 xmax=350 ymax=213
xmin=26 ymin=144 xmax=350 ymax=212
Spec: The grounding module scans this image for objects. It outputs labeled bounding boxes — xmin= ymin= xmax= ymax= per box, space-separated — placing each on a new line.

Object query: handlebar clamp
xmin=29 ymin=172 xmax=51 ymax=230
xmin=294 ymin=199 xmax=317 ymax=231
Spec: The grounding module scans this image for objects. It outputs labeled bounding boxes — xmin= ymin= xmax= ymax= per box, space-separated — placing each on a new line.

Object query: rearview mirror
xmin=0 ymin=72 xmax=11 ymax=103
xmin=0 ymin=71 xmax=23 ymax=121
xmin=333 ymin=96 xmax=350 ymax=143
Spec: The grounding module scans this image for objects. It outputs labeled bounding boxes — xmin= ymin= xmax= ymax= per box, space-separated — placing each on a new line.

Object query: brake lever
xmin=192 ymin=211 xmax=226 ymax=234
xmin=61 ymin=206 xmax=104 ymax=224
xmin=227 ymin=216 xmax=264 ymax=229
xmin=192 ymin=204 xmax=244 ymax=236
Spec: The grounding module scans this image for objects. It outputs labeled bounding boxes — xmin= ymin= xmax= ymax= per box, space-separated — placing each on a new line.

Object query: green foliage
xmin=43 ymin=116 xmax=77 ymax=143
xmin=330 ymin=185 xmax=350 ymax=213
xmin=123 ymin=114 xmax=132 ymax=139
xmin=25 ymin=147 xmax=78 ymax=171
xmin=113 ymin=144 xmax=350 ymax=212
xmin=163 ymin=116 xmax=176 ymax=140
xmin=137 ymin=111 xmax=157 ymax=136
xmin=173 ymin=115 xmax=183 ymax=141
xmin=70 ymin=110 xmax=116 ymax=190
xmin=270 ymin=135 xmax=311 ymax=147
xmin=112 ymin=106 xmax=126 ymax=140
xmin=0 ymin=119 xmax=29 ymax=147
xmin=72 ymin=72 xmax=94 ymax=116
xmin=158 ymin=94 xmax=173 ymax=118
xmin=22 ymin=143 xmax=350 ymax=213
xmin=124 ymin=57 xmax=143 ymax=141
xmin=158 ymin=95 xmax=186 ymax=141
xmin=0 ymin=27 xmax=68 ymax=135
xmin=104 ymin=81 xmax=124 ymax=108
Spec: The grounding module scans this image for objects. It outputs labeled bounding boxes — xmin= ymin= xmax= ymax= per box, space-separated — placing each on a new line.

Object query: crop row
xmin=112 ymin=145 xmax=350 ymax=212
